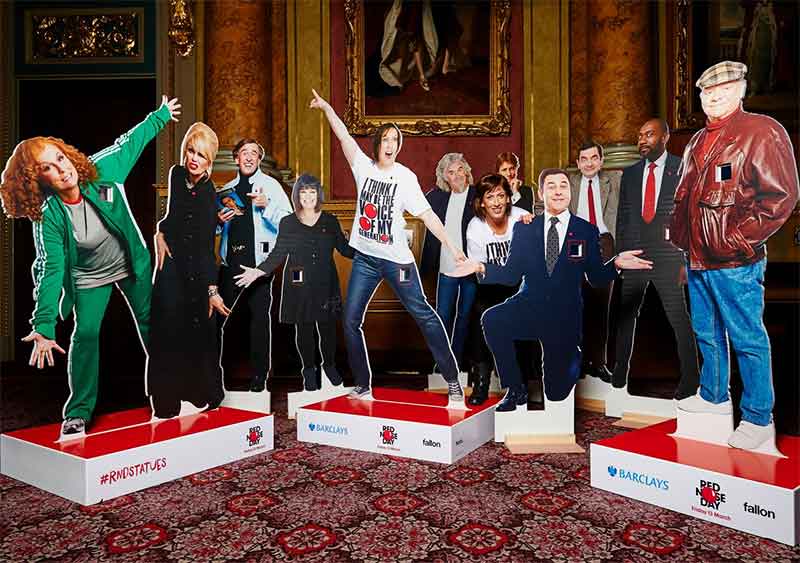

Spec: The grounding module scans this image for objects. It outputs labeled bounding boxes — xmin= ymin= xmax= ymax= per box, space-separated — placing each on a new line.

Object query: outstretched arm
xmin=309 ymin=89 xmax=360 ymax=167
xmin=91 ymin=95 xmax=180 ymax=184
xmin=419 ymin=209 xmax=465 ymax=263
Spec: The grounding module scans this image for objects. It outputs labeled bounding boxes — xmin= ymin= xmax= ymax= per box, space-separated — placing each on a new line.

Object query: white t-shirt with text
xmin=349 ymin=149 xmax=430 ymax=263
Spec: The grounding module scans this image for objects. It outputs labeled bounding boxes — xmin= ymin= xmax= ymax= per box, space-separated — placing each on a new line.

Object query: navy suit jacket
xmin=483 ymin=214 xmax=617 ymax=342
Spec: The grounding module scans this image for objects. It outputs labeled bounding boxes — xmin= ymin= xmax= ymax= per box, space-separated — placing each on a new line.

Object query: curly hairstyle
xmin=1 ymin=137 xmax=97 ymax=222
xmin=435 ymin=153 xmax=473 ymax=192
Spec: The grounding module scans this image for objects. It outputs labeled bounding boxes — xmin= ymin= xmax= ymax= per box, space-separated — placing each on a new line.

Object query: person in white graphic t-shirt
xmin=309 ymin=89 xmax=466 ymax=405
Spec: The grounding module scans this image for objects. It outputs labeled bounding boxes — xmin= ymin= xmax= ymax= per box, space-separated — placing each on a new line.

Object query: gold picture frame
xmin=343 ymin=0 xmax=511 ymax=136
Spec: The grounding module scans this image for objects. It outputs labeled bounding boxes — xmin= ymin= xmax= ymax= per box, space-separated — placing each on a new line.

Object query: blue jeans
xmin=688 ymin=259 xmax=773 ymax=425
xmin=436 ymin=273 xmax=477 ymax=369
xmin=343 ymin=252 xmax=459 ymax=387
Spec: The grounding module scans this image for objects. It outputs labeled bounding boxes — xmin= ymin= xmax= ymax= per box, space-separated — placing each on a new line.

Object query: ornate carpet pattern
xmin=2 ymin=406 xmax=799 ymax=562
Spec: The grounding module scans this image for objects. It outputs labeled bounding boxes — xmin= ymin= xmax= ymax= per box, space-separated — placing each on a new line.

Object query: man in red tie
xmin=569 ymin=141 xmax=621 ymax=382
xmin=611 ymin=119 xmax=699 ymax=400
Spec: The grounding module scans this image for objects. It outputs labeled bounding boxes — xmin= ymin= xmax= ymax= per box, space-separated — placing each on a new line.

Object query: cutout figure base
xmin=576 ymin=375 xmax=611 ymax=413
xmin=591 ymin=419 xmax=800 ymax=546
xmin=222 ymin=389 xmax=271 ymax=413
xmin=426 ymin=371 xmax=471 ymax=392
xmin=672 ymin=408 xmax=785 ymax=457
xmin=605 ymin=385 xmax=675 ymax=425
xmin=297 ymin=387 xmax=498 ymax=464
xmin=0 ymin=407 xmax=273 ymax=505
xmin=495 ymin=390 xmax=583 ymax=454
xmin=288 ymin=373 xmax=352 ymax=419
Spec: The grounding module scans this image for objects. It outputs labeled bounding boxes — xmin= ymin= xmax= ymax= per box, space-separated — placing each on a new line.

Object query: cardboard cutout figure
xmin=148 ymin=122 xmax=230 ymax=419
xmin=216 ymin=139 xmax=293 ymax=392
xmin=0 ymin=96 xmax=180 ymax=437
xmin=464 ymin=174 xmax=531 ymax=406
xmin=308 ymin=88 xmax=467 ymax=408
xmin=672 ymin=61 xmax=799 ymax=451
xmin=234 ymin=174 xmax=354 ymax=395
xmin=448 ymin=169 xmax=653 ymax=410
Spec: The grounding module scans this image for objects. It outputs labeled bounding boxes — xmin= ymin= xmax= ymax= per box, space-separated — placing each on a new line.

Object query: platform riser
xmin=1 ymin=416 xmax=273 ymax=506
xmin=591 ymin=444 xmax=798 ymax=546
xmin=297 ymin=407 xmax=493 ymax=464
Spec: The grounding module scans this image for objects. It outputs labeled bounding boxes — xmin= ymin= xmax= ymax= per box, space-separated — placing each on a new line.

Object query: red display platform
xmin=1 ymin=407 xmax=273 ymax=505
xmin=591 ymin=419 xmax=800 ymax=545
xmin=297 ymin=388 xmax=498 ymax=463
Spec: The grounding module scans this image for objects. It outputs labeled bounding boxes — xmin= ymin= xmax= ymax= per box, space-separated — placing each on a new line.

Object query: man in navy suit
xmin=612 ymin=119 xmax=699 ymax=400
xmin=449 ymin=168 xmax=652 ymax=411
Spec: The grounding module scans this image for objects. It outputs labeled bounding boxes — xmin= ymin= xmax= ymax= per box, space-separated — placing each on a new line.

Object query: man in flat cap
xmin=671 ymin=61 xmax=799 ymax=450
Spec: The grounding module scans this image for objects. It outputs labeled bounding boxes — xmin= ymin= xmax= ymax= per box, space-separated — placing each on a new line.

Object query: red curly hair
xmin=0 ymin=137 xmax=98 ymax=222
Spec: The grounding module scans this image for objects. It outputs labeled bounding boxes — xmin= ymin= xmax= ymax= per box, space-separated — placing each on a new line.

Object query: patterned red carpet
xmin=1 ymin=391 xmax=799 ymax=561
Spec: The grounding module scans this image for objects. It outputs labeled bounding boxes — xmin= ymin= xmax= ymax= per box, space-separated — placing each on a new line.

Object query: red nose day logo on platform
xmin=246 ymin=426 xmax=263 ymax=447
xmin=358 ymin=179 xmax=397 ymax=244
xmin=380 ymin=425 xmax=398 ymax=445
xmin=692 ymin=479 xmax=731 ymax=522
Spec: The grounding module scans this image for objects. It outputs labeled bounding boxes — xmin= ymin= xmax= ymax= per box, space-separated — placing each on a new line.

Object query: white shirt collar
xmin=544 ymin=208 xmax=570 ymax=225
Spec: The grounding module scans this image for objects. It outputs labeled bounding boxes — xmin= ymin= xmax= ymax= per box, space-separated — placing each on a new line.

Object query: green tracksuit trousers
xmin=64 ymin=274 xmax=151 ymax=420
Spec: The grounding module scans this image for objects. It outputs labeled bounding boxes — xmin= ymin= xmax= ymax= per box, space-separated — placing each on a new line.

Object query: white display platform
xmin=604 ymin=385 xmax=675 ymax=419
xmin=576 ymin=375 xmax=612 ymax=402
xmin=297 ymin=388 xmax=498 ymax=464
xmin=591 ymin=419 xmax=800 ymax=546
xmin=222 ymin=389 xmax=270 ymax=413
xmin=288 ymin=370 xmax=352 ymax=419
xmin=672 ymin=408 xmax=785 ymax=457
xmin=1 ymin=407 xmax=273 ymax=505
xmin=494 ymin=390 xmax=583 ymax=453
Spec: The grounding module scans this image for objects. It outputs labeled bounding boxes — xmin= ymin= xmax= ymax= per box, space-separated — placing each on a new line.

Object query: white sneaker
xmin=677 ymin=393 xmax=733 ymax=415
xmin=728 ymin=421 xmax=775 ymax=450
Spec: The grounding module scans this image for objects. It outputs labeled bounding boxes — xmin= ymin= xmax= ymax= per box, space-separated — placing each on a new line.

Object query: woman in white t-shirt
xmin=309 ymin=89 xmax=466 ymax=404
xmin=465 ymin=173 xmax=531 ymax=405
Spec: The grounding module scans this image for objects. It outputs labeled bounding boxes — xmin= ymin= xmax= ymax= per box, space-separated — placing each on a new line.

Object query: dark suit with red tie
xmin=612 ymin=152 xmax=699 ymax=399
xmin=481 ymin=214 xmax=617 ymax=401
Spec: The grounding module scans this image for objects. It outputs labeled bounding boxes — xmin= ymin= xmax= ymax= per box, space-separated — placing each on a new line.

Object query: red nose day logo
xmin=380 ymin=425 xmax=398 ymax=445
xmin=247 ymin=426 xmax=263 ymax=447
xmin=695 ymin=479 xmax=726 ymax=510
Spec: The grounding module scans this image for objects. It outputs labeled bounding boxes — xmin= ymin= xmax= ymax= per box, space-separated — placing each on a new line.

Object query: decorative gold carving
xmin=343 ymin=0 xmax=512 ymax=136
xmin=673 ymin=0 xmax=704 ymax=130
xmin=168 ymin=0 xmax=195 ymax=58
xmin=25 ymin=8 xmax=144 ymax=64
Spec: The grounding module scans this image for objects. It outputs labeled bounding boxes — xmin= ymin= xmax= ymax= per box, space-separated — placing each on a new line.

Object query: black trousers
xmin=470 ymin=285 xmax=532 ymax=374
xmin=581 ymin=280 xmax=613 ymax=369
xmin=220 ymin=266 xmax=274 ymax=382
xmin=294 ymin=321 xmax=337 ymax=371
xmin=612 ymin=272 xmax=699 ymax=399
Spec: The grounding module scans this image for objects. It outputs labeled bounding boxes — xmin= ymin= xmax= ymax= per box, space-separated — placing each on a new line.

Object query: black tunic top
xmin=148 ymin=165 xmax=222 ymax=416
xmin=257 ymin=211 xmax=354 ymax=323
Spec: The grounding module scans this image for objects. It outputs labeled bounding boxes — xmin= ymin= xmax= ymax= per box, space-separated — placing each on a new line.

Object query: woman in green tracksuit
xmin=0 ymin=96 xmax=180 ymax=436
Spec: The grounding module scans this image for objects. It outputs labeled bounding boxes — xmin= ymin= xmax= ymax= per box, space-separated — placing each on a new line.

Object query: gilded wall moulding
xmin=24 ymin=8 xmax=144 ymax=64
xmin=168 ymin=0 xmax=195 ymax=58
xmin=343 ymin=0 xmax=512 ymax=136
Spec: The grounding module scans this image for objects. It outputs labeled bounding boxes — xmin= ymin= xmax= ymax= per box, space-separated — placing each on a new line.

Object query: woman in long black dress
xmin=234 ymin=174 xmax=354 ymax=391
xmin=148 ymin=123 xmax=230 ymax=418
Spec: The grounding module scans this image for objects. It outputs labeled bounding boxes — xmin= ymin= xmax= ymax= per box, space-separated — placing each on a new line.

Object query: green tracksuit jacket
xmin=30 ymin=104 xmax=171 ymax=340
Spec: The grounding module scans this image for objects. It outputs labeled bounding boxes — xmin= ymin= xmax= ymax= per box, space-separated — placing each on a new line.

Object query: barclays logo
xmin=607 ymin=465 xmax=669 ymax=491
xmin=308 ymin=422 xmax=348 ymax=436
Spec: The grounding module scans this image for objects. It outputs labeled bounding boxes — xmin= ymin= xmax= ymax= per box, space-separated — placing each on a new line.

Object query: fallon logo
xmin=246 ymin=426 xmax=263 ymax=447
xmin=308 ymin=422 xmax=348 ymax=436
xmin=380 ymin=425 xmax=398 ymax=445
xmin=696 ymin=480 xmax=726 ymax=509
xmin=607 ymin=465 xmax=669 ymax=491
xmin=744 ymin=502 xmax=775 ymax=519
xmin=423 ymin=438 xmax=441 ymax=448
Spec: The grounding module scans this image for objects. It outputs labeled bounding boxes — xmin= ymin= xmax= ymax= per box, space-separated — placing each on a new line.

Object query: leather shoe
xmin=302 ymin=367 xmax=320 ymax=391
xmin=467 ymin=363 xmax=491 ymax=406
xmin=249 ymin=374 xmax=267 ymax=392
xmin=495 ymin=387 xmax=527 ymax=412
xmin=592 ymin=365 xmax=612 ymax=383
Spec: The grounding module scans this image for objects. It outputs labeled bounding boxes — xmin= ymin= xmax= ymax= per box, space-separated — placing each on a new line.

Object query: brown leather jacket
xmin=669 ymin=109 xmax=799 ymax=270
